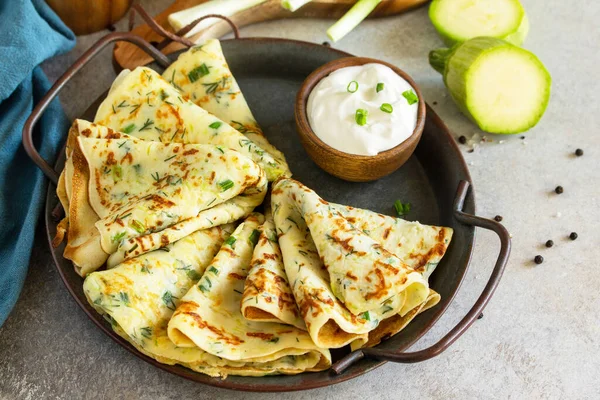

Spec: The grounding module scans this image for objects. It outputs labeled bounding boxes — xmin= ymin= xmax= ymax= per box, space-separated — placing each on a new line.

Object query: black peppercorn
xmin=534 ymin=255 xmax=544 ymax=264
xmin=545 ymin=240 xmax=554 ymax=248
xmin=433 ymin=101 xmax=438 ymax=105
xmin=569 ymin=232 xmax=578 ymax=240
xmin=458 ymin=135 xmax=467 ymax=144
xmin=494 ymin=215 xmax=503 ymax=222
xmin=322 ymin=41 xmax=331 ymax=47
xmin=575 ymin=148 xmax=584 ymax=156
xmin=520 ymin=136 xmax=525 ymax=139
xmin=555 ymin=186 xmax=564 ymax=194
xmin=477 ymin=313 xmax=484 ymax=320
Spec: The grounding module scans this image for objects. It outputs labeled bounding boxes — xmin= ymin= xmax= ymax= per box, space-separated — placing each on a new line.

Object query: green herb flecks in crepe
xmin=269 ymin=179 xmax=452 ymax=348
xmin=241 ymin=211 xmax=306 ymax=330
xmin=84 ymin=224 xmax=329 ymax=378
xmin=162 ymin=39 xmax=290 ymax=176
xmin=167 ymin=213 xmax=331 ymax=373
xmin=78 ymin=135 xmax=265 ymax=256
xmin=94 ymin=66 xmax=288 ymax=181
xmin=57 ymin=120 xmax=267 ymax=271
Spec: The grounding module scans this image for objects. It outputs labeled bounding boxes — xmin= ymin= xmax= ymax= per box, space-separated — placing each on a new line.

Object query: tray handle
xmin=22 ymin=32 xmax=171 ymax=185
xmin=332 ymin=180 xmax=511 ymax=374
xmin=129 ymin=3 xmax=241 ymax=51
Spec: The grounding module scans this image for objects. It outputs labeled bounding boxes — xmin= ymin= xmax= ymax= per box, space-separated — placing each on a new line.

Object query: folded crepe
xmin=162 ymin=39 xmax=288 ymax=168
xmin=167 ymin=213 xmax=330 ymax=373
xmin=53 ymin=120 xmax=129 ymax=275
xmin=331 ymin=204 xmax=451 ymax=350
xmin=94 ymin=66 xmax=289 ymax=181
xmin=331 ymin=204 xmax=453 ymax=280
xmin=84 ymin=224 xmax=321 ymax=378
xmin=269 ymin=178 xmax=452 ymax=349
xmin=241 ymin=211 xmax=305 ymax=330
xmin=240 ymin=202 xmax=452 ymax=339
xmin=55 ymin=119 xmax=267 ymax=275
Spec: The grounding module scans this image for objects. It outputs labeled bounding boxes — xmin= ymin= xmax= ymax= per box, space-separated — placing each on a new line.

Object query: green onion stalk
xmin=327 ymin=0 xmax=382 ymax=42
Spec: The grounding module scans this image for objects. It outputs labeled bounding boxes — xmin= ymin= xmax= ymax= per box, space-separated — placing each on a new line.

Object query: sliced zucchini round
xmin=430 ymin=37 xmax=551 ymax=134
xmin=429 ymin=0 xmax=529 ymax=46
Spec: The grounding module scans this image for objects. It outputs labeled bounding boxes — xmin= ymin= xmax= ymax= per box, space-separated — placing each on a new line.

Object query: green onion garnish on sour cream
xmin=347 ymin=80 xmax=359 ymax=93
xmin=402 ymin=89 xmax=419 ymax=105
xmin=306 ymin=63 xmax=419 ymax=156
xmin=355 ymin=108 xmax=368 ymax=126
xmin=380 ymin=103 xmax=393 ymax=113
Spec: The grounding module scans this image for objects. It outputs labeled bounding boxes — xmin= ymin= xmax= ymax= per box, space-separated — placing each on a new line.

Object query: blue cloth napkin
xmin=0 ymin=0 xmax=75 ymax=326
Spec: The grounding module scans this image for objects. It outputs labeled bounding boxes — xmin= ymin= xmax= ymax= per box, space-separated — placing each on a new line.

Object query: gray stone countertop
xmin=1 ymin=0 xmax=598 ymax=398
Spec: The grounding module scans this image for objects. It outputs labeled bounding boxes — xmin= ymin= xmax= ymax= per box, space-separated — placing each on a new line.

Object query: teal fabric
xmin=0 ymin=0 xmax=75 ymax=326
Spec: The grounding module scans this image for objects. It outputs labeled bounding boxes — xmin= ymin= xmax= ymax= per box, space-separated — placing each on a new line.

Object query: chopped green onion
xmin=186 ymin=269 xmax=201 ymax=281
xmin=119 ymin=292 xmax=130 ymax=305
xmin=361 ymin=311 xmax=371 ymax=321
xmin=347 ymin=80 xmax=359 ymax=93
xmin=112 ymin=165 xmax=123 ymax=182
xmin=355 ymin=108 xmax=368 ymax=126
xmin=225 ymin=236 xmax=236 ymax=247
xmin=402 ymin=89 xmax=419 ymax=105
xmin=130 ymin=219 xmax=146 ymax=234
xmin=376 ymin=82 xmax=384 ymax=93
xmin=209 ymin=121 xmax=222 ymax=129
xmin=111 ymin=231 xmax=127 ymax=243
xmin=162 ymin=291 xmax=177 ymax=310
xmin=394 ymin=200 xmax=411 ymax=217
xmin=249 ymin=229 xmax=261 ymax=246
xmin=380 ymin=103 xmax=393 ymax=113
xmin=122 ymin=124 xmax=136 ymax=134
xmin=327 ymin=0 xmax=382 ymax=42
xmin=218 ymin=179 xmax=234 ymax=191
xmin=188 ymin=63 xmax=210 ymax=82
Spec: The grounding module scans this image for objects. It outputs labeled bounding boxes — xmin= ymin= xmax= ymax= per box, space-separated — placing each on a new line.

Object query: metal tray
xmin=23 ymin=32 xmax=510 ymax=392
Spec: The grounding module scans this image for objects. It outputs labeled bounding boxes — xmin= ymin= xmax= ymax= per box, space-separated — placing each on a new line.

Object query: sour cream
xmin=307 ymin=63 xmax=419 ymax=156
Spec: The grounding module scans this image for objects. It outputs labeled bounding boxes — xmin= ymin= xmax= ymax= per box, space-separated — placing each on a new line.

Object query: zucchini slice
xmin=430 ymin=37 xmax=551 ymax=134
xmin=429 ymin=0 xmax=529 ymax=46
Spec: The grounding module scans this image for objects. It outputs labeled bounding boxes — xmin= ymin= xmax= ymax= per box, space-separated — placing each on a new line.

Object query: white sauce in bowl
xmin=307 ymin=63 xmax=419 ymax=156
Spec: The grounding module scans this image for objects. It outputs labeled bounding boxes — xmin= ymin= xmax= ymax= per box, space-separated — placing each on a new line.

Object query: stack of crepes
xmin=54 ymin=39 xmax=290 ymax=276
xmin=54 ymin=40 xmax=454 ymax=378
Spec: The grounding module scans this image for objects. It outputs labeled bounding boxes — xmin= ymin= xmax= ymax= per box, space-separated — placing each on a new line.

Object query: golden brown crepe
xmin=53 ymin=120 xmax=123 ymax=275
xmin=353 ymin=289 xmax=440 ymax=350
xmin=241 ymin=211 xmax=306 ymax=330
xmin=167 ymin=213 xmax=330 ymax=372
xmin=270 ymin=178 xmax=452 ymax=349
xmin=240 ymin=202 xmax=451 ymax=338
xmin=84 ymin=224 xmax=326 ymax=378
xmin=55 ymin=119 xmax=267 ymax=276
xmin=94 ymin=66 xmax=288 ymax=181
xmin=162 ymin=39 xmax=289 ymax=169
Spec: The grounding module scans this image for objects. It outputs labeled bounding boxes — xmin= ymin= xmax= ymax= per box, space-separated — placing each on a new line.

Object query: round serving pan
xmin=23 ymin=33 xmax=510 ymax=392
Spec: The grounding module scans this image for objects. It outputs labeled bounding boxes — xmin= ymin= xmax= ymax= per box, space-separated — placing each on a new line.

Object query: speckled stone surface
xmin=1 ymin=1 xmax=599 ymax=399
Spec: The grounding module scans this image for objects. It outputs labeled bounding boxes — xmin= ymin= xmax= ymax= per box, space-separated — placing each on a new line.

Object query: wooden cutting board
xmin=113 ymin=0 xmax=428 ymax=70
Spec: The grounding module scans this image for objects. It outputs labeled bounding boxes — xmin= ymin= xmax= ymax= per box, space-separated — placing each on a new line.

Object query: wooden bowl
xmin=295 ymin=57 xmax=426 ymax=182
